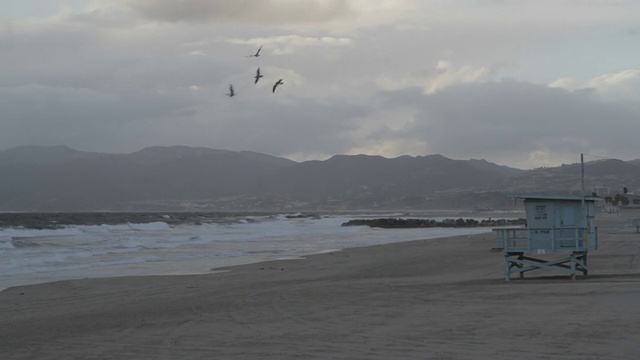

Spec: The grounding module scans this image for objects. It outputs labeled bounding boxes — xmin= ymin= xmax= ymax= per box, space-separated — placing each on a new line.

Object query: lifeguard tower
xmin=494 ymin=195 xmax=600 ymax=281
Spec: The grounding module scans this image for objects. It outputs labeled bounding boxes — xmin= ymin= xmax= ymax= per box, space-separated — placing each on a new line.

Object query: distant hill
xmin=467 ymin=158 xmax=526 ymax=177
xmin=498 ymin=159 xmax=640 ymax=195
xmin=258 ymin=154 xmax=507 ymax=211
xmin=0 ymin=146 xmax=297 ymax=211
xmin=0 ymin=145 xmax=636 ymax=211
xmin=122 ymin=146 xmax=296 ymax=167
xmin=0 ymin=145 xmax=103 ymax=166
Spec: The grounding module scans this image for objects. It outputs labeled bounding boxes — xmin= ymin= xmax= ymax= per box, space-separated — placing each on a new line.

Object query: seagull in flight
xmin=272 ymin=79 xmax=284 ymax=93
xmin=226 ymin=84 xmax=235 ymax=97
xmin=254 ymin=67 xmax=263 ymax=84
xmin=247 ymin=45 xmax=263 ymax=58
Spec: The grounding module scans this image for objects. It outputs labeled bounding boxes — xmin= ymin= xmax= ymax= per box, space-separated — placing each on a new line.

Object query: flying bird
xmin=272 ymin=79 xmax=284 ymax=93
xmin=226 ymin=84 xmax=235 ymax=97
xmin=254 ymin=67 xmax=263 ymax=84
xmin=247 ymin=45 xmax=263 ymax=58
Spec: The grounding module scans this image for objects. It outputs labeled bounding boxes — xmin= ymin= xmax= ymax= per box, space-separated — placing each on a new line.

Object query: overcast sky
xmin=2 ymin=0 xmax=639 ymax=169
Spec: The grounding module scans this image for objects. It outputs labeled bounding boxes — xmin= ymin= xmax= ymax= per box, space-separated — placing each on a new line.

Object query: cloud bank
xmin=124 ymin=0 xmax=355 ymax=24
xmin=1 ymin=1 xmax=640 ymax=169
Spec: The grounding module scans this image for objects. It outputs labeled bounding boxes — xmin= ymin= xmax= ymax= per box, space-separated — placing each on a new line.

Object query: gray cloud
xmin=202 ymin=96 xmax=367 ymax=158
xmin=0 ymin=84 xmax=194 ymax=151
xmin=2 ymin=1 xmax=640 ymax=169
xmin=373 ymin=81 xmax=640 ymax=167
xmin=125 ymin=0 xmax=354 ymax=24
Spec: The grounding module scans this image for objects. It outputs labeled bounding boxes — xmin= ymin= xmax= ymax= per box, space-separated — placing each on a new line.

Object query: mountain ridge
xmin=0 ymin=146 xmax=637 ymax=211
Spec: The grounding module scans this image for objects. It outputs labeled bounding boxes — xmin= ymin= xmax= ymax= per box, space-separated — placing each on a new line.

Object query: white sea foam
xmin=0 ymin=214 xmax=495 ymax=290
xmin=0 ymin=236 xmax=15 ymax=249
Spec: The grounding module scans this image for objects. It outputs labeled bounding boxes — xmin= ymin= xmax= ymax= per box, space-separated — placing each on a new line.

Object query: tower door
xmin=559 ymin=205 xmax=576 ymax=227
xmin=558 ymin=204 xmax=580 ymax=247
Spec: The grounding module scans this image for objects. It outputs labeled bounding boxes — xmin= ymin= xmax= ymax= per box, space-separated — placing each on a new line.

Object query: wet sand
xmin=1 ymin=211 xmax=639 ymax=359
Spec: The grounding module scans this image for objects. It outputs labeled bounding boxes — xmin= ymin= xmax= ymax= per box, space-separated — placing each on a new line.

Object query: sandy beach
xmin=2 ymin=211 xmax=639 ymax=359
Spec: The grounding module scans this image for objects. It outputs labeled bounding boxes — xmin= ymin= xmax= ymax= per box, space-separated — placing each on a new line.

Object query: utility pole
xmin=581 ymin=153 xmax=585 ymax=208
xmin=581 ymin=153 xmax=588 ymax=247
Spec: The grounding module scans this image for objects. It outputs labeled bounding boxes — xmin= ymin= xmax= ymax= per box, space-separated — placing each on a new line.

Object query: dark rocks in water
xmin=285 ymin=213 xmax=320 ymax=219
xmin=341 ymin=218 xmax=527 ymax=229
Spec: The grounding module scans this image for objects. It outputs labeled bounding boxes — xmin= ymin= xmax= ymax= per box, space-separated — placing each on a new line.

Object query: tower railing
xmin=493 ymin=226 xmax=598 ymax=253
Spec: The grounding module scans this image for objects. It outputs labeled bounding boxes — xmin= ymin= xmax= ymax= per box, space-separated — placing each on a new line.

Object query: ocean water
xmin=0 ymin=212 xmax=496 ymax=290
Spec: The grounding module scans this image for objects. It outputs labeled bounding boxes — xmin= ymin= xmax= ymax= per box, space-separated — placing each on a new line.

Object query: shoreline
xmin=0 ymin=227 xmax=493 ymax=292
xmin=1 ymin=214 xmax=499 ymax=291
xmin=1 ymin=211 xmax=639 ymax=359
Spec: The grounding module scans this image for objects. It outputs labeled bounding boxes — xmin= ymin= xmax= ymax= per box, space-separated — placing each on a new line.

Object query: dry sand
xmin=1 ymin=211 xmax=639 ymax=359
